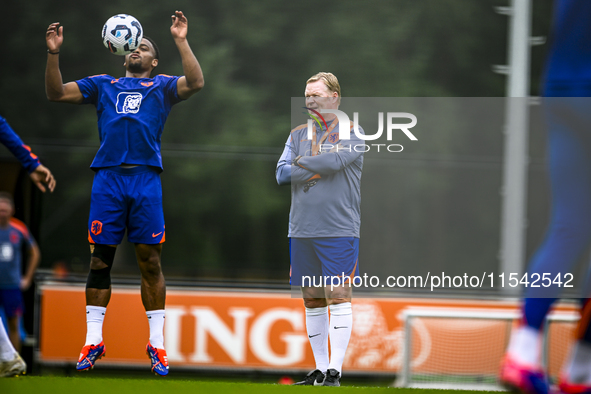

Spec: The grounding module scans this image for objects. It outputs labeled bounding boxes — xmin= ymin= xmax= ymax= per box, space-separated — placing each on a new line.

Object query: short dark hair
xmin=0 ymin=191 xmax=14 ymax=207
xmin=144 ymin=36 xmax=160 ymax=60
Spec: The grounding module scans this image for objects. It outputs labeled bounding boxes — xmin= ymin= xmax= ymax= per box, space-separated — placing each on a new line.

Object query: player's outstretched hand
xmin=30 ymin=164 xmax=56 ymax=193
xmin=46 ymin=22 xmax=63 ymax=52
xmin=170 ymin=11 xmax=188 ymax=41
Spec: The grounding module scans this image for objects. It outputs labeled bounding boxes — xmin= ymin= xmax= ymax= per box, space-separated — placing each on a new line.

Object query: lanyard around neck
xmin=310 ymin=118 xmax=339 ymax=156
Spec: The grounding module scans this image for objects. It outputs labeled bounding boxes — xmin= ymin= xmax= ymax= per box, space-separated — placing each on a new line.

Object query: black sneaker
xmin=322 ymin=368 xmax=341 ymax=386
xmin=293 ymin=369 xmax=325 ymax=385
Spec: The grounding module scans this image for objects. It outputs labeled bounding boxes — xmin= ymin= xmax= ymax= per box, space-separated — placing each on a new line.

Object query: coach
xmin=276 ymin=72 xmax=364 ymax=387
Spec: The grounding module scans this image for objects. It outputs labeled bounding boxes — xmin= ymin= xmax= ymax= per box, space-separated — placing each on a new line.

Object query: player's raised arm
xmin=45 ymin=23 xmax=84 ymax=104
xmin=170 ymin=11 xmax=204 ymax=99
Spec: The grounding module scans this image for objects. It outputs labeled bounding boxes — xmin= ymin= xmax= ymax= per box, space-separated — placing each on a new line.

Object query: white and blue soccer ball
xmin=102 ymin=14 xmax=143 ymax=56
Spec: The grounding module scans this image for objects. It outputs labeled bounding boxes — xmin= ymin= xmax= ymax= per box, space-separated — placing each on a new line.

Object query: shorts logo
xmin=116 ymin=92 xmax=143 ymax=114
xmin=152 ymin=232 xmax=163 ymax=238
xmin=91 ymin=220 xmax=103 ymax=236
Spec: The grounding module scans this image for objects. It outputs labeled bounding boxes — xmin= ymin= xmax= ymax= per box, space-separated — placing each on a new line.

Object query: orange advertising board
xmin=38 ymin=284 xmax=578 ymax=375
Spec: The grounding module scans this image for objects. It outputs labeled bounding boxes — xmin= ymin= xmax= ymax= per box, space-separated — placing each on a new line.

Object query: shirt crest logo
xmin=9 ymin=230 xmax=19 ymax=244
xmin=0 ymin=243 xmax=14 ymax=262
xmin=116 ymin=92 xmax=143 ymax=114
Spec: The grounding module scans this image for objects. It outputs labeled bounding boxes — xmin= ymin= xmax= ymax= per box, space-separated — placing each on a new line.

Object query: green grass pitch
xmin=0 ymin=376 xmax=502 ymax=394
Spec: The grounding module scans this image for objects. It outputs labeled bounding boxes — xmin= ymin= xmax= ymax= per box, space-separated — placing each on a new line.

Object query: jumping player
xmin=276 ymin=72 xmax=364 ymax=386
xmin=500 ymin=1 xmax=591 ymax=393
xmin=45 ymin=11 xmax=204 ymax=375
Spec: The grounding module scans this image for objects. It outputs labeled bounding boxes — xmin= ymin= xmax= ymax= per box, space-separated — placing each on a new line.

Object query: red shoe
xmin=500 ymin=354 xmax=549 ymax=394
xmin=146 ymin=342 xmax=168 ymax=376
xmin=76 ymin=341 xmax=106 ymax=371
xmin=558 ymin=373 xmax=591 ymax=394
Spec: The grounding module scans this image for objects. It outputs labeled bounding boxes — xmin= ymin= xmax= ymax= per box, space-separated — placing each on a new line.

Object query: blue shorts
xmin=0 ymin=288 xmax=23 ymax=319
xmin=290 ymin=237 xmax=360 ymax=286
xmin=88 ymin=166 xmax=165 ymax=245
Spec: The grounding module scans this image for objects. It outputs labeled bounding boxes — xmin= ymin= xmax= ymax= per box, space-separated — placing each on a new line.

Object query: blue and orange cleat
xmin=557 ymin=373 xmax=591 ymax=394
xmin=76 ymin=341 xmax=106 ymax=371
xmin=146 ymin=342 xmax=168 ymax=376
xmin=500 ymin=354 xmax=549 ymax=394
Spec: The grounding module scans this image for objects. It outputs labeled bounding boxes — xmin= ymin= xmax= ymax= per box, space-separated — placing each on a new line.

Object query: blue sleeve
xmin=276 ymin=138 xmax=292 ymax=185
xmin=75 ymin=75 xmax=102 ymax=105
xmin=18 ymin=224 xmax=36 ymax=249
xmin=158 ymin=75 xmax=182 ymax=105
xmin=276 ymin=134 xmax=320 ymax=185
xmin=25 ymin=231 xmax=37 ymax=249
xmin=11 ymin=219 xmax=36 ymax=249
xmin=0 ymin=115 xmax=41 ymax=173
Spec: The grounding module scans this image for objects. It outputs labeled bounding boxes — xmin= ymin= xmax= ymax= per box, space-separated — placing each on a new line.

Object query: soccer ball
xmin=102 ymin=14 xmax=143 ymax=56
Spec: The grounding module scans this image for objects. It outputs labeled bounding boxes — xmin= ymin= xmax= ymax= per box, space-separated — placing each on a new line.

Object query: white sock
xmin=507 ymin=325 xmax=542 ymax=367
xmin=0 ymin=318 xmax=17 ymax=361
xmin=305 ymin=306 xmax=329 ymax=373
xmin=328 ymin=302 xmax=353 ymax=374
xmin=146 ymin=310 xmax=165 ymax=349
xmin=562 ymin=340 xmax=591 ymax=384
xmin=85 ymin=306 xmax=106 ymax=346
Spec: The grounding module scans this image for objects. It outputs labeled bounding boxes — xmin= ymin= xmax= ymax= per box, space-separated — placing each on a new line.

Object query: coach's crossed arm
xmin=295 ymin=148 xmax=362 ymax=176
xmin=295 ymin=126 xmax=364 ymax=175
xmin=276 ymin=135 xmax=321 ymax=186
